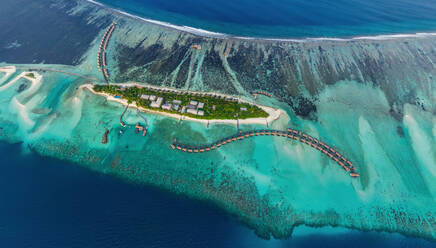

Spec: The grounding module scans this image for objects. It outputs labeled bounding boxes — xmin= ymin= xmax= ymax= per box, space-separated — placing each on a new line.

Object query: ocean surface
xmin=0 ymin=0 xmax=435 ymax=245
xmin=94 ymin=0 xmax=436 ymax=38
xmin=0 ymin=141 xmax=434 ymax=248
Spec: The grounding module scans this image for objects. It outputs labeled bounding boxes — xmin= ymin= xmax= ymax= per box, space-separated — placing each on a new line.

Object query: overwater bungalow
xmin=350 ymin=172 xmax=360 ymax=177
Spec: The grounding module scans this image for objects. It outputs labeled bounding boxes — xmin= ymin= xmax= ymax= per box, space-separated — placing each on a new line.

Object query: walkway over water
xmin=15 ymin=67 xmax=101 ymax=82
xmin=172 ymin=128 xmax=359 ymax=178
xmin=97 ymin=22 xmax=117 ymax=83
xmin=252 ymin=91 xmax=272 ymax=99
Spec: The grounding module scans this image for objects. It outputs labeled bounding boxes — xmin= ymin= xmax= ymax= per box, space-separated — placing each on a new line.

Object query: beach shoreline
xmin=81 ymin=83 xmax=283 ymax=126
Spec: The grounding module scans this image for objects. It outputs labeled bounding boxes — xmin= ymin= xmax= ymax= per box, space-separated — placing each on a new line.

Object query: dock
xmin=97 ymin=21 xmax=117 ymax=83
xmin=171 ymin=128 xmax=359 ymax=178
xmin=252 ymin=91 xmax=273 ymax=99
xmin=120 ymin=104 xmax=128 ymax=127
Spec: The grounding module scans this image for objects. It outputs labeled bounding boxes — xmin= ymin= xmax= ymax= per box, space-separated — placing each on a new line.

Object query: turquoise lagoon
xmin=0 ymin=0 xmax=435 ymax=243
xmin=0 ymin=63 xmax=434 ymax=240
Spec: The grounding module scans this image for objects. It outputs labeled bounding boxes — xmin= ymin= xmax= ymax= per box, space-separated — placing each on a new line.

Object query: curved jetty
xmin=97 ymin=21 xmax=117 ymax=82
xmin=119 ymin=104 xmax=128 ymax=127
xmin=252 ymin=91 xmax=273 ymax=99
xmin=171 ymin=128 xmax=359 ymax=178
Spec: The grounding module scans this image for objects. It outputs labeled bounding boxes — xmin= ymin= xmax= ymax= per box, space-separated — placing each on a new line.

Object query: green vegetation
xmin=94 ymin=84 xmax=269 ymax=120
xmin=25 ymin=73 xmax=35 ymax=79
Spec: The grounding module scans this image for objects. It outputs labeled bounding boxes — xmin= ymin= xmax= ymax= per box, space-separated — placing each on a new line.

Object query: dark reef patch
xmin=292 ymin=97 xmax=318 ymax=119
xmin=109 ymin=23 xmax=436 ymax=119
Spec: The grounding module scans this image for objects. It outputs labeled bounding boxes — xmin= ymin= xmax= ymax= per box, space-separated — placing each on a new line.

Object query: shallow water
xmin=0 ymin=64 xmax=434 ymax=240
xmin=0 ymin=0 xmax=435 ymax=243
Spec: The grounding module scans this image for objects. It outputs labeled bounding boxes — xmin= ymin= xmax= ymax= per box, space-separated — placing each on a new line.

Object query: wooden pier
xmin=171 ymin=128 xmax=359 ymax=178
xmin=97 ymin=21 xmax=117 ymax=83
xmin=252 ymin=91 xmax=273 ymax=99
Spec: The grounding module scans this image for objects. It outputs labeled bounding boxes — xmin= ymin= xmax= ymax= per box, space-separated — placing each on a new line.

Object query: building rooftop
xmin=162 ymin=103 xmax=172 ymax=110
xmin=190 ymin=100 xmax=198 ymax=106
xmin=187 ymin=108 xmax=197 ymax=115
xmin=197 ymin=102 xmax=204 ymax=109
xmin=150 ymin=97 xmax=163 ymax=108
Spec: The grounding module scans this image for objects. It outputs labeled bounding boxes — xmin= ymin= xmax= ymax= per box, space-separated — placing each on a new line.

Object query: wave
xmin=86 ymin=0 xmax=436 ymax=42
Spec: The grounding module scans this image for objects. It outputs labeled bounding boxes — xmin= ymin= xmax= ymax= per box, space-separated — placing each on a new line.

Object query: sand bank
xmin=0 ymin=66 xmax=16 ymax=84
xmin=0 ymin=71 xmax=42 ymax=92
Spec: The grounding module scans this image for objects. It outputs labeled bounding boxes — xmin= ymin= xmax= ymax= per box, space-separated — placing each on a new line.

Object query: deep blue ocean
xmin=0 ymin=141 xmax=435 ymax=247
xmin=96 ymin=0 xmax=436 ymax=38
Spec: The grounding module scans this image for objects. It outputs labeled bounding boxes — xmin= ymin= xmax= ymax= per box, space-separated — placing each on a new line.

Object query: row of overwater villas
xmin=97 ymin=22 xmax=117 ymax=77
xmin=171 ymin=128 xmax=360 ymax=178
xmin=252 ymin=91 xmax=273 ymax=98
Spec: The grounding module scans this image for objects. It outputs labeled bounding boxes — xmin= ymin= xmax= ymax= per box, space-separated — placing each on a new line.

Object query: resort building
xmin=149 ymin=95 xmax=157 ymax=101
xmin=162 ymin=102 xmax=172 ymax=110
xmin=197 ymin=110 xmax=204 ymax=116
xmin=140 ymin=94 xmax=149 ymax=100
xmin=187 ymin=108 xmax=198 ymax=115
xmin=150 ymin=97 xmax=163 ymax=108
xmin=197 ymin=102 xmax=204 ymax=109
xmin=187 ymin=104 xmax=196 ymax=110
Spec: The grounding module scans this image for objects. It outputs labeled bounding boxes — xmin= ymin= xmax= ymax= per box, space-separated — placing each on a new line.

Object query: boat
xmin=350 ymin=172 xmax=360 ymax=177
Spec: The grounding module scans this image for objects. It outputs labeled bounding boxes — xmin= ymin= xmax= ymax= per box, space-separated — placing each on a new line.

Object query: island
xmin=86 ymin=83 xmax=281 ymax=125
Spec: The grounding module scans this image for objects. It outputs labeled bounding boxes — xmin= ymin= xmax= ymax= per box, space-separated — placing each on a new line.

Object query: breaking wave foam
xmin=86 ymin=0 xmax=436 ymax=42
